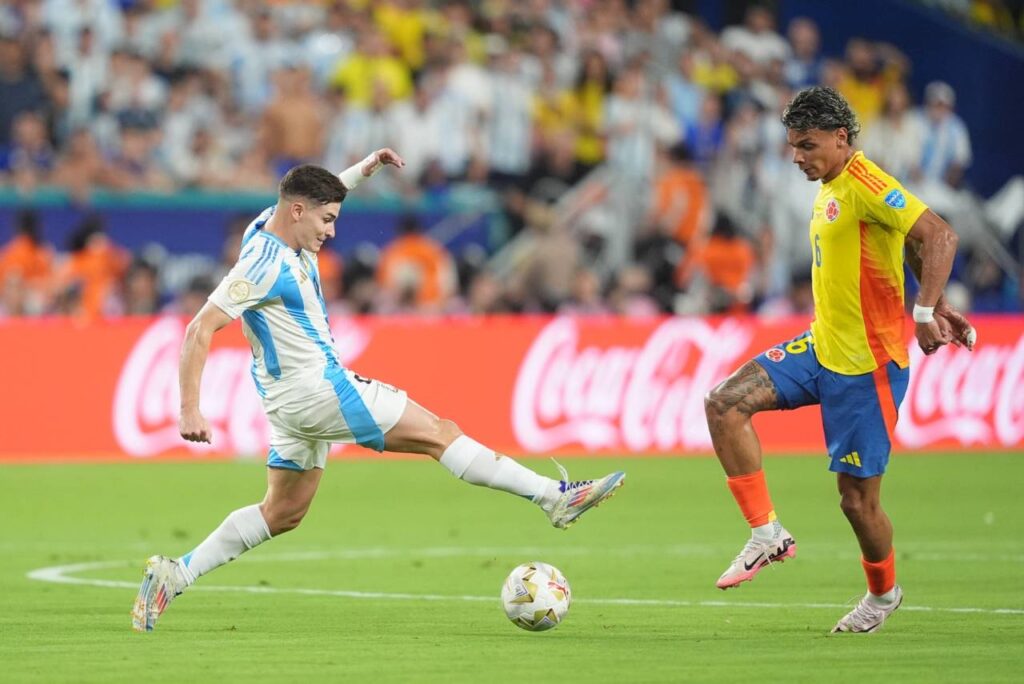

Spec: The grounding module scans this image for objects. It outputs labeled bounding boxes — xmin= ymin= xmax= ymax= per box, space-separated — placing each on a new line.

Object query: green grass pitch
xmin=1 ymin=454 xmax=1022 ymax=683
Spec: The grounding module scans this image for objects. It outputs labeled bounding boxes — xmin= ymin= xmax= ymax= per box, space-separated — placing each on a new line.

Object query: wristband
xmin=912 ymin=304 xmax=935 ymax=323
xmin=338 ymin=154 xmax=382 ymax=190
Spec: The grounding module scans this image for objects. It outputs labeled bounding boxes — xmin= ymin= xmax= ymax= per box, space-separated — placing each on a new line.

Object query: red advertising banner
xmin=1 ymin=315 xmax=1021 ymax=461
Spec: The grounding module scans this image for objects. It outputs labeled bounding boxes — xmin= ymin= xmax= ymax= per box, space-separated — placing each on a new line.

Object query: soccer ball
xmin=500 ymin=561 xmax=571 ymax=632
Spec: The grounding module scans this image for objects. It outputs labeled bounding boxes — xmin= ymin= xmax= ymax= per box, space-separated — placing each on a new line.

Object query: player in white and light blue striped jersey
xmin=131 ymin=149 xmax=626 ymax=632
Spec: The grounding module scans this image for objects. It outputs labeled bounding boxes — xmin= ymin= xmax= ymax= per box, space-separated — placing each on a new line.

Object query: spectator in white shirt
xmin=918 ymin=81 xmax=971 ymax=188
xmin=43 ymin=0 xmax=122 ymax=64
xmin=486 ymin=47 xmax=535 ymax=182
xmin=386 ymin=79 xmax=442 ymax=189
xmin=721 ymin=6 xmax=789 ymax=66
xmin=604 ymin=67 xmax=681 ymax=182
xmin=914 ymin=80 xmax=983 ymax=246
xmin=861 ymin=83 xmax=925 ymax=183
xmin=65 ymin=27 xmax=109 ymax=126
xmin=234 ymin=7 xmax=304 ymax=113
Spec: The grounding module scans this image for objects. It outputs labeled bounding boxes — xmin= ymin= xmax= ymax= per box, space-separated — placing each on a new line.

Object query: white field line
xmin=26 ymin=555 xmax=1024 ymax=617
xmin=8 ymin=542 xmax=1024 ymax=563
xmin=230 ymin=546 xmax=1024 ymax=564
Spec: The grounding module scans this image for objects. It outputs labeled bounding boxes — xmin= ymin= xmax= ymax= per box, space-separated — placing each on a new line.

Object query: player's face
xmin=787 ymin=127 xmax=848 ymax=182
xmin=294 ymin=201 xmax=340 ymax=252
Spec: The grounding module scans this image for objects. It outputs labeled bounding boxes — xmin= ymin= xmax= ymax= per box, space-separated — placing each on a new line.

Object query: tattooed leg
xmin=703 ymin=361 xmax=780 ymax=477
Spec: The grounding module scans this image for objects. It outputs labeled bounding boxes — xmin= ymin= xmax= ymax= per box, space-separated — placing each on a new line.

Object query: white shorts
xmin=265 ymin=367 xmax=408 ymax=471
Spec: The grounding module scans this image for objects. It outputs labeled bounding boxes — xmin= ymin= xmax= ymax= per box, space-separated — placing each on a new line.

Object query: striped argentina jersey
xmin=208 ymin=206 xmax=340 ymax=409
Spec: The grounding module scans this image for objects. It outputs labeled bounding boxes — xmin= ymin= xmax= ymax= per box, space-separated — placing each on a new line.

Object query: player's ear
xmin=291 ymin=200 xmax=305 ymax=221
xmin=836 ymin=127 xmax=848 ymax=148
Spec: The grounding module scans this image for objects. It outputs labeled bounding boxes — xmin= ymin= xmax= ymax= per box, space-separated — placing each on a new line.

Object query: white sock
xmin=439 ymin=435 xmax=556 ymax=504
xmin=752 ymin=519 xmax=783 ymax=542
xmin=177 ymin=504 xmax=271 ymax=586
xmin=871 ymin=587 xmax=899 ymax=604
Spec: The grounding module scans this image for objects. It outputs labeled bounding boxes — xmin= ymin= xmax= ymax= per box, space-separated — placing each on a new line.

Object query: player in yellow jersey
xmin=704 ymin=87 xmax=976 ymax=633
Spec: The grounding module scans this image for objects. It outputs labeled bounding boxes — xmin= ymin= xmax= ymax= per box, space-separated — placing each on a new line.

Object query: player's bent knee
xmin=435 ymin=419 xmax=462 ymax=448
xmin=838 ymin=477 xmax=883 ymax=522
xmin=385 ymin=402 xmax=464 ymax=457
xmin=261 ymin=502 xmax=309 ymax=535
xmin=703 ymin=390 xmax=721 ymax=420
xmin=414 ymin=417 xmax=462 ymax=452
xmin=839 ymin=492 xmax=875 ymax=521
xmin=267 ymin=512 xmax=305 ymax=535
xmin=839 ymin=495 xmax=859 ymax=520
xmin=704 ymin=385 xmax=739 ymax=425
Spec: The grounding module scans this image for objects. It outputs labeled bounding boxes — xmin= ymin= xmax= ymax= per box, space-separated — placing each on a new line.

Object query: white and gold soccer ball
xmin=500 ymin=561 xmax=571 ymax=632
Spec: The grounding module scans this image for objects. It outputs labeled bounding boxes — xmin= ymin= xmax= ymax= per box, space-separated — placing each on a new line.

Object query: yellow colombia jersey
xmin=809 ymin=150 xmax=928 ymax=375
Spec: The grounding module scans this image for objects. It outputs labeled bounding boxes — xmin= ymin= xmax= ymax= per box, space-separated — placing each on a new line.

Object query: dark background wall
xmin=0 ymin=191 xmax=493 ymax=258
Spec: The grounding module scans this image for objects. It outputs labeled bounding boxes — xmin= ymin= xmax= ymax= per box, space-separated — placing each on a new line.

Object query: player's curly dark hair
xmin=279 ymin=164 xmax=348 ymax=205
xmin=782 ymin=87 xmax=861 ymax=144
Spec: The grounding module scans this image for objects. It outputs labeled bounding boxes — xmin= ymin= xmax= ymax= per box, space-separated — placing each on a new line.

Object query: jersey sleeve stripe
xmin=850 ymin=159 xmax=884 ymax=181
xmin=848 ymin=164 xmax=887 ymax=194
xmin=251 ymin=243 xmax=280 ymax=283
xmin=245 ymin=240 xmax=271 ymax=280
xmin=849 ymin=171 xmax=885 ymax=195
xmin=850 ymin=161 xmax=888 ymax=191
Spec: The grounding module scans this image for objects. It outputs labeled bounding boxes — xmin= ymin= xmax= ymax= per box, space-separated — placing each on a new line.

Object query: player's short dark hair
xmin=782 ymin=86 xmax=861 ymax=144
xmin=279 ymin=164 xmax=348 ymax=205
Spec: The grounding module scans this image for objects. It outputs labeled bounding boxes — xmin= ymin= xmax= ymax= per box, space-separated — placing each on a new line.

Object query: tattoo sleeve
xmin=706 ymin=361 xmax=779 ymax=419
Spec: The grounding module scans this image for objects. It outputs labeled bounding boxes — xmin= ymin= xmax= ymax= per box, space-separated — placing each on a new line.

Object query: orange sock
xmin=726 ymin=470 xmax=777 ymax=527
xmin=862 ymin=549 xmax=896 ymax=596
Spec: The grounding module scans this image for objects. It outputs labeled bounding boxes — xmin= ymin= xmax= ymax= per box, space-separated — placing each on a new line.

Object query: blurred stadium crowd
xmin=0 ymin=0 xmax=1022 ymax=320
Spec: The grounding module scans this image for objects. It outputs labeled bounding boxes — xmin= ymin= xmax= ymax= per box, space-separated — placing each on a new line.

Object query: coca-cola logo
xmin=512 ymin=317 xmax=752 ymax=452
xmin=110 ymin=316 xmax=1024 ymax=458
xmin=896 ymin=337 xmax=1024 ymax=447
xmin=113 ymin=317 xmax=370 ymax=456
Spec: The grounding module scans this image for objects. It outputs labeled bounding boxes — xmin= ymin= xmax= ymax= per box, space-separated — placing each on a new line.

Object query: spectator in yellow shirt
xmin=331 ymin=30 xmax=413 ymax=107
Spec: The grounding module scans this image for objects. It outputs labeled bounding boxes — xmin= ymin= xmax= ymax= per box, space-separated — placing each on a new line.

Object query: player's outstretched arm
xmin=337 ymin=148 xmax=406 ymax=190
xmin=904 ymin=213 xmax=975 ymax=352
xmin=179 ymin=302 xmax=234 ymax=443
xmin=905 ymin=210 xmax=959 ymax=354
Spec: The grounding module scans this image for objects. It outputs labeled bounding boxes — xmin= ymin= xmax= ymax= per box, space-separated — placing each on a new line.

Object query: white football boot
xmin=544 ymin=462 xmax=626 ymax=530
xmin=715 ymin=526 xmax=797 ymax=589
xmin=831 ymin=586 xmax=903 ymax=634
xmin=131 ymin=555 xmax=187 ymax=632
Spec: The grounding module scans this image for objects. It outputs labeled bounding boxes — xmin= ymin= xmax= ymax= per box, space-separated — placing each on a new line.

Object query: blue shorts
xmin=754 ymin=331 xmax=908 ymax=478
